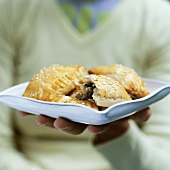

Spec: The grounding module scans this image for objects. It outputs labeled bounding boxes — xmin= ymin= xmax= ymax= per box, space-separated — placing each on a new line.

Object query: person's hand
xmin=92 ymin=107 xmax=151 ymax=145
xmin=20 ymin=107 xmax=151 ymax=144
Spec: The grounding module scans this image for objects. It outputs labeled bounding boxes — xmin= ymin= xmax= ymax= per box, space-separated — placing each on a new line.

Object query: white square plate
xmin=0 ymin=78 xmax=170 ymax=125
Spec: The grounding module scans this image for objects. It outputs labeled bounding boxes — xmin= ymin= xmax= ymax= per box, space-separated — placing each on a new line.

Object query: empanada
xmin=22 ymin=65 xmax=87 ymax=101
xmin=54 ymin=95 xmax=98 ymax=110
xmin=75 ymin=74 xmax=132 ymax=107
xmin=88 ymin=64 xmax=150 ymax=98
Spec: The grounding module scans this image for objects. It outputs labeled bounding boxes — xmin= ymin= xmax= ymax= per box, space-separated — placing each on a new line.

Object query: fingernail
xmin=54 ymin=124 xmax=71 ymax=131
xmin=62 ymin=127 xmax=71 ymax=131
xmin=36 ymin=121 xmax=50 ymax=126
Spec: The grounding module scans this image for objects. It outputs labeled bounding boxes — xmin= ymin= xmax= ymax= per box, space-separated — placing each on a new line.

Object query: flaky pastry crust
xmin=75 ymin=75 xmax=132 ymax=107
xmin=53 ymin=95 xmax=98 ymax=110
xmin=22 ymin=65 xmax=87 ymax=101
xmin=88 ymin=64 xmax=150 ymax=98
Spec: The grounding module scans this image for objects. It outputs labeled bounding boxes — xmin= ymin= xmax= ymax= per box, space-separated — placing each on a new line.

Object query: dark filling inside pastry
xmin=76 ymin=83 xmax=95 ymax=100
xmin=129 ymin=94 xmax=139 ymax=100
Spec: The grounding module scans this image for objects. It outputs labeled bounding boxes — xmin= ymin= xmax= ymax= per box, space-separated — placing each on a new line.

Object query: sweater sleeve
xmin=95 ymin=0 xmax=170 ymax=170
xmin=0 ymin=1 xmax=44 ymax=169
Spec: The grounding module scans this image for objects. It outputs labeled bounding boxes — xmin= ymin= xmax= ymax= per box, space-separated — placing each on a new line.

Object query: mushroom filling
xmin=76 ymin=83 xmax=96 ymax=100
xmin=129 ymin=94 xmax=138 ymax=100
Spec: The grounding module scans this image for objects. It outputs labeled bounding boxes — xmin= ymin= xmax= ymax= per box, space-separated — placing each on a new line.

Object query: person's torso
xmin=10 ymin=0 xmax=152 ymax=169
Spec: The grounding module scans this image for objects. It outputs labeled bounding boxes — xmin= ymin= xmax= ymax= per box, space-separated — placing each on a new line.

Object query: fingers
xmin=20 ymin=107 xmax=151 ymax=136
xmin=88 ymin=124 xmax=109 ymax=134
xmin=19 ymin=111 xmax=34 ymax=116
xmin=20 ymin=112 xmax=87 ymax=134
xmin=35 ymin=115 xmax=55 ymax=128
xmin=20 ymin=112 xmax=56 ymax=128
xmin=130 ymin=107 xmax=151 ymax=122
xmin=54 ymin=117 xmax=87 ymax=135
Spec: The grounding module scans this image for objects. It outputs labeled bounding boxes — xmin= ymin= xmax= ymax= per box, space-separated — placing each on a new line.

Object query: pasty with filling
xmin=22 ymin=65 xmax=87 ymax=101
xmin=88 ymin=64 xmax=150 ymax=98
xmin=75 ymin=74 xmax=132 ymax=107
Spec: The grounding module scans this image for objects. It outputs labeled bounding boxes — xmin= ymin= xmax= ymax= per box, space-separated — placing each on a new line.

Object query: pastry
xmin=22 ymin=65 xmax=87 ymax=101
xmin=54 ymin=95 xmax=98 ymax=110
xmin=75 ymin=74 xmax=132 ymax=107
xmin=88 ymin=64 xmax=150 ymax=98
xmin=23 ymin=64 xmax=148 ymax=110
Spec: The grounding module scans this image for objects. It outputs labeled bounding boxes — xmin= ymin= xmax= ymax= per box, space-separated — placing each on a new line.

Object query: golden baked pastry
xmin=88 ymin=64 xmax=150 ymax=98
xmin=75 ymin=74 xmax=132 ymax=107
xmin=53 ymin=95 xmax=98 ymax=110
xmin=22 ymin=65 xmax=87 ymax=101
xmin=23 ymin=64 xmax=149 ymax=110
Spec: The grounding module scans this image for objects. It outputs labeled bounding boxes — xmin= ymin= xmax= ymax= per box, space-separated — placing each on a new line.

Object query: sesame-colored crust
xmin=88 ymin=64 xmax=150 ymax=98
xmin=81 ymin=75 xmax=132 ymax=107
xmin=22 ymin=65 xmax=87 ymax=101
xmin=22 ymin=64 xmax=149 ymax=109
xmin=53 ymin=95 xmax=98 ymax=110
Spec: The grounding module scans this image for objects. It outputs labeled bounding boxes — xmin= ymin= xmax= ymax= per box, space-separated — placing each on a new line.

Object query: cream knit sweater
xmin=1 ymin=0 xmax=170 ymax=169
